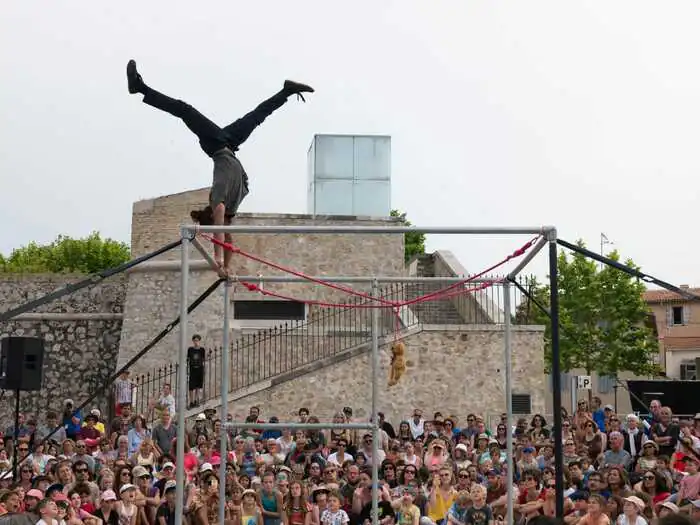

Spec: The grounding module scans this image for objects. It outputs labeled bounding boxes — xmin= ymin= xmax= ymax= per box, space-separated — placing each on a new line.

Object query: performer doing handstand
xmin=126 ymin=60 xmax=314 ymax=274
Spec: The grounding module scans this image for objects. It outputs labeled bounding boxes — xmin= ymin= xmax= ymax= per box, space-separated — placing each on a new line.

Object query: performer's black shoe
xmin=284 ymin=80 xmax=314 ymax=102
xmin=127 ymin=60 xmax=145 ymax=94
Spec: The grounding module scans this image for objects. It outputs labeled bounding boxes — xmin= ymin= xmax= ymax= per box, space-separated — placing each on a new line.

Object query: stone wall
xmin=120 ymin=189 xmax=405 ymax=374
xmin=0 ymin=275 xmax=127 ymax=425
xmin=224 ymin=325 xmax=546 ymax=425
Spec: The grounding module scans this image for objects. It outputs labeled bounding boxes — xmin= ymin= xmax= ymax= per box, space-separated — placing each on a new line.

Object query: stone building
xmin=0 ymin=187 xmax=547 ymax=426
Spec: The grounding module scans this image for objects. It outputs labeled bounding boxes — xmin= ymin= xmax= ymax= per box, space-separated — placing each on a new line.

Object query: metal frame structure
xmin=175 ymin=224 xmax=561 ymax=525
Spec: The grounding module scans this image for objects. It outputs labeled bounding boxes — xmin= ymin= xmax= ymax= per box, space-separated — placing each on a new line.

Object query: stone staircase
xmin=406 ymin=254 xmax=466 ymax=324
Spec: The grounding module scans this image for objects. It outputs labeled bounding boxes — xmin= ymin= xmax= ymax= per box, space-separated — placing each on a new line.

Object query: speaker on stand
xmin=0 ymin=336 xmax=45 ymax=481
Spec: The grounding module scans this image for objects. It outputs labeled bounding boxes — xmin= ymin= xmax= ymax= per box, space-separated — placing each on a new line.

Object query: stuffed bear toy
xmin=388 ymin=341 xmax=407 ymax=387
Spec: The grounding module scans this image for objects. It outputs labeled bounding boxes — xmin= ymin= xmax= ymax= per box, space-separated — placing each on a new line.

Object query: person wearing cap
xmin=240 ymin=488 xmax=263 ymax=525
xmin=78 ymin=413 xmax=102 ymax=441
xmin=24 ymin=489 xmax=43 ymax=513
xmin=657 ymin=501 xmax=680 ymax=518
xmin=155 ymin=480 xmax=177 ymax=525
xmin=187 ymin=334 xmax=206 ymax=409
xmin=619 ymin=495 xmax=647 ymax=525
xmin=153 ymin=462 xmax=176 ymax=497
xmin=188 ymin=413 xmax=210 ymax=446
xmin=132 ymin=465 xmax=160 ymax=519
xmin=116 ymin=483 xmax=138 ymax=525
xmin=81 ymin=409 xmax=105 ymax=436
xmin=93 ymin=489 xmax=119 ymax=525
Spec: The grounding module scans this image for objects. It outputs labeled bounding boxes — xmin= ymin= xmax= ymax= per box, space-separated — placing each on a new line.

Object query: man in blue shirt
xmin=61 ymin=399 xmax=82 ymax=441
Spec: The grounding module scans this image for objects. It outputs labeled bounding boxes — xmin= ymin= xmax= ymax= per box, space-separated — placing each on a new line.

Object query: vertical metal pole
xmin=503 ymin=282 xmax=514 ymax=525
xmin=549 ymin=237 xmax=565 ymax=518
xmin=571 ymin=376 xmax=578 ymax=418
xmin=175 ymin=234 xmax=189 ymax=525
xmin=12 ymin=389 xmax=20 ymax=481
xmin=219 ymin=280 xmax=232 ymax=525
xmin=370 ymin=278 xmax=379 ymax=525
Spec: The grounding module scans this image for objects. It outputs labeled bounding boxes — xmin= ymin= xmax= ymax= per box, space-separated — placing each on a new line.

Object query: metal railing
xmin=128 ymin=279 xmax=530 ymax=417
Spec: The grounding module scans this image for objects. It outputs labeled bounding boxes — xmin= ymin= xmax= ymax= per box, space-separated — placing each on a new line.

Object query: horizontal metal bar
xmin=126 ymin=263 xmax=504 ymax=283
xmin=223 ymin=422 xmax=376 ymax=431
xmin=127 ymin=260 xmax=213 ymax=273
xmin=186 ymin=225 xmax=551 ymax=235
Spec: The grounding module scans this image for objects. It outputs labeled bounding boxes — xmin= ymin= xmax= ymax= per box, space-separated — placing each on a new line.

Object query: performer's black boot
xmin=283 ymin=80 xmax=315 ymax=102
xmin=127 ymin=59 xmax=146 ymax=94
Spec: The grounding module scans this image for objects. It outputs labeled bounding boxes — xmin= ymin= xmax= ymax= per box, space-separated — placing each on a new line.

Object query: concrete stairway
xmin=407 ymin=254 xmax=465 ymax=324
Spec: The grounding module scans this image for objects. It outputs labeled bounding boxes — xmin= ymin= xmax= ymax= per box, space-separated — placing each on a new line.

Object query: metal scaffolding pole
xmin=506 ymin=237 xmax=548 ymax=280
xmin=186 ymin=225 xmax=552 ymax=235
xmin=218 ymin=280 xmax=232 ymax=525
xmin=174 ymin=234 xmax=190 ymax=525
xmin=192 ymin=237 xmax=226 ymax=278
xmin=126 ymin=264 xmax=504 ymax=283
xmin=371 ymin=278 xmax=380 ymax=525
xmin=503 ymin=281 xmax=515 ymax=525
xmin=549 ymin=234 xmax=565 ymax=517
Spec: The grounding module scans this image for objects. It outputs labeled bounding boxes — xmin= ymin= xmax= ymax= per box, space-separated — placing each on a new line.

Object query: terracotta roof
xmin=644 ymin=288 xmax=700 ymax=303
xmin=662 ymin=336 xmax=700 ymax=350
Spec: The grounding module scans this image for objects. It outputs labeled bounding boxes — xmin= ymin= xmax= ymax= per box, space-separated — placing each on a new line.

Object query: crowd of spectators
xmin=0 ymin=394 xmax=698 ymax=525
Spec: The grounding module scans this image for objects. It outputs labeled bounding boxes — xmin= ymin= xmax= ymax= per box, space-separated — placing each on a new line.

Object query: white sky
xmin=2 ymin=1 xmax=698 ymax=286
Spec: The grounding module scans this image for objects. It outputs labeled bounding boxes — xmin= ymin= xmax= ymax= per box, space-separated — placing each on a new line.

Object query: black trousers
xmin=142 ymin=86 xmax=289 ymax=157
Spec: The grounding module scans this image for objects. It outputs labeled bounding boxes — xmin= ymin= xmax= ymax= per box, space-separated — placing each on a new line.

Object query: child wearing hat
xmin=619 ymin=496 xmax=647 ymax=525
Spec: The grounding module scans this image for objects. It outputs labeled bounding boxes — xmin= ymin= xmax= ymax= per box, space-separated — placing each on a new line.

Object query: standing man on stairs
xmin=187 ymin=334 xmax=206 ymax=408
xmin=126 ymin=60 xmax=315 ymax=275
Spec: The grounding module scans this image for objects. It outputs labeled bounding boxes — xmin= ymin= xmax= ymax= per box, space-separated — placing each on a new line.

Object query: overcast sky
xmin=2 ymin=1 xmax=698 ymax=287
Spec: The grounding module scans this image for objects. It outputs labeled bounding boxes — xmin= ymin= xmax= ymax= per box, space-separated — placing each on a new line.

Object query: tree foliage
xmin=391 ymin=209 xmax=426 ymax=262
xmin=0 ymin=232 xmax=131 ymax=274
xmin=516 ymin=240 xmax=660 ymax=378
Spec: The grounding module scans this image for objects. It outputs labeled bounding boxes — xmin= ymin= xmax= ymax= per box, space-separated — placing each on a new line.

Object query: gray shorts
xmin=210 ymin=148 xmax=249 ymax=219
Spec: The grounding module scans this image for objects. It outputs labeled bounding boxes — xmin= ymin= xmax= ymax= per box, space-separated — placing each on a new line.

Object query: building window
xmin=671 ymin=306 xmax=685 ymax=326
xmin=234 ymin=300 xmax=306 ymax=321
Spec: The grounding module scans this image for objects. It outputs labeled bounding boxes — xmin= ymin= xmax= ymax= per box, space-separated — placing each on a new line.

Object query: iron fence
xmin=128 ymin=279 xmax=532 ymax=417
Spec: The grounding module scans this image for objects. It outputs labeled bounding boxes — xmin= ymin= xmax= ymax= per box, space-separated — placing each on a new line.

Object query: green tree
xmin=391 ymin=209 xmax=426 ymax=262
xmin=516 ymin=240 xmax=660 ymax=380
xmin=0 ymin=232 xmax=130 ymax=274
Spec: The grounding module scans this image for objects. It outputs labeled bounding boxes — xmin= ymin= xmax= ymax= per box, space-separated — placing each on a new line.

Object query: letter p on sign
xmin=577 ymin=375 xmax=592 ymax=390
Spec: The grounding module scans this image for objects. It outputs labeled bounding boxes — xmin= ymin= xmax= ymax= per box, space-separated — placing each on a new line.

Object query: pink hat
xmin=101 ymin=490 xmax=117 ymax=502
xmin=26 ymin=489 xmax=43 ymax=499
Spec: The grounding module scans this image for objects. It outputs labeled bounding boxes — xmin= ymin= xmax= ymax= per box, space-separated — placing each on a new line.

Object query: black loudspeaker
xmin=0 ymin=337 xmax=45 ymax=391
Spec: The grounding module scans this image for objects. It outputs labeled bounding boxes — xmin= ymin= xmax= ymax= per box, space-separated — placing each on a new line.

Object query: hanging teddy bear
xmin=388 ymin=341 xmax=407 ymax=387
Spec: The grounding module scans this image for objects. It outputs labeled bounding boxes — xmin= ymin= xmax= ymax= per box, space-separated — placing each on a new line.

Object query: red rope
xmin=201 ymin=233 xmax=539 ymax=307
xmin=235 ymin=279 xmax=497 ymax=309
